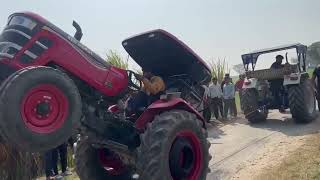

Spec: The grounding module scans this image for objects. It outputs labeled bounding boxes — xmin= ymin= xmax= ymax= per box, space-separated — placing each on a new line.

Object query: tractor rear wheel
xmin=288 ymin=79 xmax=317 ymax=123
xmin=135 ymin=110 xmax=211 ymax=180
xmin=75 ymin=137 xmax=131 ymax=180
xmin=0 ymin=66 xmax=82 ymax=152
xmin=241 ymin=88 xmax=268 ymax=123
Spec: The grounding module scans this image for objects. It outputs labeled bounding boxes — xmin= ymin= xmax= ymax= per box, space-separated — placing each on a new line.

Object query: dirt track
xmin=206 ymin=110 xmax=320 ymax=180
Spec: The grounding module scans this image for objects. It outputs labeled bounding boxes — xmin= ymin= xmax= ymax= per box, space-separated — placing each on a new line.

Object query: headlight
xmin=8 ymin=16 xmax=37 ymax=30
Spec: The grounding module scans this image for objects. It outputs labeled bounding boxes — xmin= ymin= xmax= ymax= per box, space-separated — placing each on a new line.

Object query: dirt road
xmin=206 ymin=111 xmax=320 ymax=180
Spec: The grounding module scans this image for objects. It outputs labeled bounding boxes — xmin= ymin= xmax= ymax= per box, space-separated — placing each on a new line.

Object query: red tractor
xmin=0 ymin=12 xmax=212 ymax=180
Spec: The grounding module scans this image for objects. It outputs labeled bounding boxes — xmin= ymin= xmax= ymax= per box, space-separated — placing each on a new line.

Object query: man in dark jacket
xmin=270 ymin=55 xmax=285 ymax=112
xmin=311 ymin=65 xmax=320 ymax=111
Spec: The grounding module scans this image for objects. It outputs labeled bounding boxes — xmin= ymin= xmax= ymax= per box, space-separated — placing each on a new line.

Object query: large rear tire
xmin=75 ymin=137 xmax=131 ymax=180
xmin=288 ymin=79 xmax=317 ymax=123
xmin=0 ymin=66 xmax=82 ymax=152
xmin=135 ymin=110 xmax=211 ymax=180
xmin=241 ymin=88 xmax=268 ymax=123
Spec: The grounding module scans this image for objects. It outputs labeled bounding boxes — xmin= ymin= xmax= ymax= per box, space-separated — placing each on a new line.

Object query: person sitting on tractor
xmin=270 ymin=55 xmax=285 ymax=112
xmin=127 ymin=70 xmax=166 ymax=115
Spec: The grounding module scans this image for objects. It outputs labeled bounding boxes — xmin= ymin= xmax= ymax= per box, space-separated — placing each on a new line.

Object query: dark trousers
xmin=127 ymin=91 xmax=149 ymax=115
xmin=230 ymin=98 xmax=237 ymax=117
xmin=224 ymin=99 xmax=235 ymax=118
xmin=52 ymin=143 xmax=68 ymax=174
xmin=271 ymin=88 xmax=283 ymax=108
xmin=45 ymin=150 xmax=55 ymax=177
xmin=316 ymin=90 xmax=320 ymax=111
xmin=209 ymin=97 xmax=223 ymax=119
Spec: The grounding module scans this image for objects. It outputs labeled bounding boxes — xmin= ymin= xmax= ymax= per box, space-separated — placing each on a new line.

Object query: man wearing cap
xmin=270 ymin=55 xmax=285 ymax=112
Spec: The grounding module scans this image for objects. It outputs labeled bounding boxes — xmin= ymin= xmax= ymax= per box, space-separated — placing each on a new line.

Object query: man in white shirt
xmin=208 ymin=77 xmax=224 ymax=120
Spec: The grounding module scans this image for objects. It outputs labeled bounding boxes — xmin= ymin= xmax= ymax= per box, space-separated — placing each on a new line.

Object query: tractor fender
xmin=283 ymin=73 xmax=301 ymax=85
xmin=242 ymin=78 xmax=258 ymax=89
xmin=135 ymin=98 xmax=206 ymax=131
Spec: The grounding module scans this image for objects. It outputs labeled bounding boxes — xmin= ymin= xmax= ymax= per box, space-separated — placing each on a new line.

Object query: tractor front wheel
xmin=241 ymin=88 xmax=268 ymax=123
xmin=135 ymin=110 xmax=211 ymax=180
xmin=0 ymin=66 xmax=82 ymax=152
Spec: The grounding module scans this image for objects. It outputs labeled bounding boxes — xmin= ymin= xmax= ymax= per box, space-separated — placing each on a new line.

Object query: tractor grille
xmin=0 ymin=63 xmax=16 ymax=83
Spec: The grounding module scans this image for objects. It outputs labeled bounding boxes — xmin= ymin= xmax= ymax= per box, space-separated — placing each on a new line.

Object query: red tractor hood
xmin=122 ymin=29 xmax=211 ymax=84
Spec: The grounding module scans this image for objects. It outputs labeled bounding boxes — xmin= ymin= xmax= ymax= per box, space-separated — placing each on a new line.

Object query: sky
xmin=1 ymin=0 xmax=319 ymax=74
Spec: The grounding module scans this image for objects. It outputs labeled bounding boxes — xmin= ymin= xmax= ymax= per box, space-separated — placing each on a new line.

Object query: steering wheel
xmin=127 ymin=70 xmax=142 ymax=91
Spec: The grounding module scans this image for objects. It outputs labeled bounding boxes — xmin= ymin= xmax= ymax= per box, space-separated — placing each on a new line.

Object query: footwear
xmin=46 ymin=177 xmax=55 ymax=180
xmin=54 ymin=175 xmax=63 ymax=180
xmin=61 ymin=170 xmax=72 ymax=176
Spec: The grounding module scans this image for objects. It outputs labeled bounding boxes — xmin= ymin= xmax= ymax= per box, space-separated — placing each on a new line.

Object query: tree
xmin=232 ymin=63 xmax=245 ymax=75
xmin=106 ymin=50 xmax=128 ymax=69
xmin=208 ymin=57 xmax=230 ymax=83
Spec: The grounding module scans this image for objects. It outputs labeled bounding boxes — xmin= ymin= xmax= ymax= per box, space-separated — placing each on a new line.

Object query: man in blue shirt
xmin=223 ymin=77 xmax=236 ymax=119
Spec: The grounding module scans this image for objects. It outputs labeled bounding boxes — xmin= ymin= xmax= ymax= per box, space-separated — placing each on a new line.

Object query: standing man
xmin=235 ymin=74 xmax=245 ymax=111
xmin=208 ymin=77 xmax=223 ymax=120
xmin=235 ymin=74 xmax=245 ymax=96
xmin=270 ymin=55 xmax=285 ymax=112
xmin=221 ymin=73 xmax=230 ymax=91
xmin=311 ymin=64 xmax=320 ymax=111
xmin=229 ymin=78 xmax=237 ymax=117
xmin=223 ymin=77 xmax=235 ymax=119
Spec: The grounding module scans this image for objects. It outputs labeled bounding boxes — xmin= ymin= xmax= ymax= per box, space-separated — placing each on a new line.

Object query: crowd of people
xmin=205 ymin=73 xmax=245 ymax=121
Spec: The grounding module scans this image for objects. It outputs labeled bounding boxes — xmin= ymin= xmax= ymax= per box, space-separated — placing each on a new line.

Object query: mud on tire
xmin=135 ymin=110 xmax=211 ymax=180
xmin=241 ymin=88 xmax=268 ymax=123
xmin=288 ymin=79 xmax=317 ymax=123
xmin=0 ymin=66 xmax=82 ymax=152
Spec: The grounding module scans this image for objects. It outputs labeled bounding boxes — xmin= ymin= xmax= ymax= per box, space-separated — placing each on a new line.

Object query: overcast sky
xmin=1 ymin=0 xmax=319 ymax=73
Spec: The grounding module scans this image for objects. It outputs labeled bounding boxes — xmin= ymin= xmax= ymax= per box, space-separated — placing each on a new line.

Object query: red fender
xmin=135 ymin=98 xmax=206 ymax=131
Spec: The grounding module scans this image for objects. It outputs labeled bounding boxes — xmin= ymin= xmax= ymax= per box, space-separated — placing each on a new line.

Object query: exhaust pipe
xmin=72 ymin=20 xmax=83 ymax=41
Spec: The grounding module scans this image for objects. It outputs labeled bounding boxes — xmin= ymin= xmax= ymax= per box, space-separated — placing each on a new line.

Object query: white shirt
xmin=208 ymin=83 xmax=223 ymax=98
xmin=201 ymin=85 xmax=209 ymax=98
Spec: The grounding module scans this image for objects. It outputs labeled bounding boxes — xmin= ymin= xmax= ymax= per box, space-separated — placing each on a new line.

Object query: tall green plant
xmin=106 ymin=50 xmax=128 ymax=69
xmin=208 ymin=57 xmax=230 ymax=83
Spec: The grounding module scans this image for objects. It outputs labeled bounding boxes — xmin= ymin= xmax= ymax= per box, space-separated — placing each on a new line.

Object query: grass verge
xmin=255 ymin=133 xmax=320 ymax=180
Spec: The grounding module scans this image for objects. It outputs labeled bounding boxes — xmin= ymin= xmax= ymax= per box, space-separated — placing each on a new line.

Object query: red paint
xmin=173 ymin=130 xmax=203 ymax=180
xmin=21 ymin=84 xmax=69 ymax=134
xmin=98 ymin=149 xmax=127 ymax=176
xmin=244 ymin=81 xmax=251 ymax=86
xmin=135 ymin=98 xmax=205 ymax=130
xmin=108 ymin=104 xmax=119 ymax=113
xmin=2 ymin=12 xmax=129 ymax=98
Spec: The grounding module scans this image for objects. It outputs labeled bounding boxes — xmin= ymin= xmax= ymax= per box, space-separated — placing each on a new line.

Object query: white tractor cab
xmin=240 ymin=43 xmax=317 ymax=124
